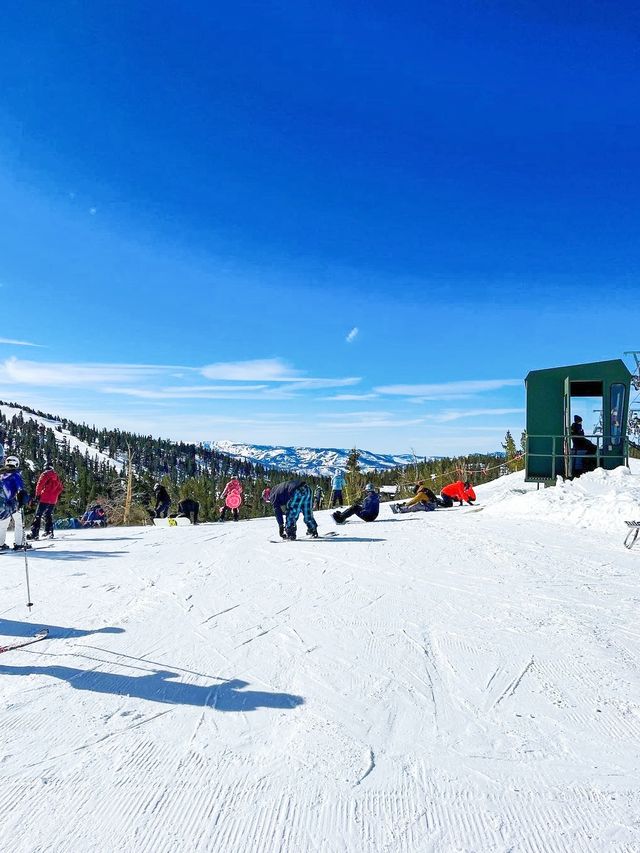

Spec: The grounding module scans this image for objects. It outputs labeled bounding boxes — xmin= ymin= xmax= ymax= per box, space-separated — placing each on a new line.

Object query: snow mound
xmin=480 ymin=464 xmax=640 ymax=533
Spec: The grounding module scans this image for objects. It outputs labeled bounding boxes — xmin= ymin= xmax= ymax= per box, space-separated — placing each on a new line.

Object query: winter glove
xmin=279 ymin=525 xmax=287 ymax=539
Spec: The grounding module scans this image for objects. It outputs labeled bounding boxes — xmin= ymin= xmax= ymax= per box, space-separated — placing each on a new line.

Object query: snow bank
xmin=479 ymin=463 xmax=640 ymax=533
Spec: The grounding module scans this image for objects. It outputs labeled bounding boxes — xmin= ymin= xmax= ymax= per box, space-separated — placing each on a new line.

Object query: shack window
xmin=610 ymin=384 xmax=625 ymax=445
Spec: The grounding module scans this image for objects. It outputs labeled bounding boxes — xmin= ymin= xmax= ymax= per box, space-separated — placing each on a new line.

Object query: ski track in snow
xmin=0 ymin=467 xmax=639 ymax=851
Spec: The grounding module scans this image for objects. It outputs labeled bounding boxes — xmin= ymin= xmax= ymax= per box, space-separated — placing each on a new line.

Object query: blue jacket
xmin=331 ymin=473 xmax=345 ymax=490
xmin=0 ymin=470 xmax=25 ymax=520
xmin=270 ymin=479 xmax=306 ymax=526
xmin=361 ymin=490 xmax=380 ymax=519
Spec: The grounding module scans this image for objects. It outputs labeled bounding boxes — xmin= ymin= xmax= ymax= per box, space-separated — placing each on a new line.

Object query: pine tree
xmin=345 ymin=447 xmax=364 ymax=504
xmin=502 ymin=430 xmax=518 ymax=472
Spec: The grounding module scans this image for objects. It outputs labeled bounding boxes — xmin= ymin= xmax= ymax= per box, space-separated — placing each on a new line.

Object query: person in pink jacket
xmin=28 ymin=464 xmax=64 ymax=540
xmin=218 ymin=477 xmax=243 ymax=522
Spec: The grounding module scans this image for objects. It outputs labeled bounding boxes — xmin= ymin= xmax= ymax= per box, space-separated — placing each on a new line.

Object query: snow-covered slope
xmin=209 ymin=440 xmax=417 ymax=476
xmin=0 ymin=403 xmax=124 ymax=473
xmin=1 ymin=463 xmax=639 ymax=851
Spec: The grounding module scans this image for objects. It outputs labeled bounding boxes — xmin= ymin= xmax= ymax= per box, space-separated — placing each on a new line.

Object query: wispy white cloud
xmin=322 ymin=393 xmax=379 ymax=401
xmin=0 ymin=357 xmax=176 ymax=387
xmin=0 ymin=338 xmax=44 ymax=348
xmin=101 ymin=385 xmax=270 ymax=399
xmin=201 ymin=358 xmax=301 ymax=382
xmin=346 ymin=327 xmax=359 ymax=344
xmin=428 ymin=407 xmax=525 ymax=423
xmin=375 ymin=379 xmax=522 ymax=397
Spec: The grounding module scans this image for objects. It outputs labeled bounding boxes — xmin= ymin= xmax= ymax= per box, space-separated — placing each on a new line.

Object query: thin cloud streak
xmin=346 ymin=327 xmax=359 ymax=343
xmin=376 ymin=379 xmax=522 ymax=397
xmin=0 ymin=338 xmax=44 ymax=348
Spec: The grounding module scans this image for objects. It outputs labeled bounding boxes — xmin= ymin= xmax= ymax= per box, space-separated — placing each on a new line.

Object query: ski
xmin=0 ymin=628 xmax=49 ymax=655
xmin=624 ymin=521 xmax=640 ymax=550
xmin=0 ymin=543 xmax=55 ymax=554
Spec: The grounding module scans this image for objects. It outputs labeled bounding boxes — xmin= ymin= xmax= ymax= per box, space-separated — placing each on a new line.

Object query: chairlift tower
xmin=624 ymin=352 xmax=640 ymax=391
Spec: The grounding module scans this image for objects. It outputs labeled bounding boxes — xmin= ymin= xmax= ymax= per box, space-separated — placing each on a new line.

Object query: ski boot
xmin=332 ymin=511 xmax=345 ymax=525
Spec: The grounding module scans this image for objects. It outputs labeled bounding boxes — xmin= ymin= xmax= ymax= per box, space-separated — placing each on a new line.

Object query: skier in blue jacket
xmin=332 ymin=483 xmax=380 ymax=524
xmin=270 ymin=479 xmax=318 ymax=540
xmin=0 ymin=456 xmax=31 ymax=550
xmin=330 ymin=471 xmax=345 ymax=507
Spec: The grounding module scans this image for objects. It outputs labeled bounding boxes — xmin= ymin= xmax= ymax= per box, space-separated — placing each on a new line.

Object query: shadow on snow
xmin=0 ymin=664 xmax=303 ymax=711
xmin=0 ymin=619 xmax=124 ymax=640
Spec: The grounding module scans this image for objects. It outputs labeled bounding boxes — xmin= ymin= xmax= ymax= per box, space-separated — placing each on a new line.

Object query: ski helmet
xmin=365 ymin=482 xmax=374 ymax=491
xmin=5 ymin=455 xmax=19 ymax=468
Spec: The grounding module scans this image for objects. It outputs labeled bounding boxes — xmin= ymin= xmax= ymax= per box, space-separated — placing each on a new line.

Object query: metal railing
xmin=525 ymin=433 xmax=629 ymax=481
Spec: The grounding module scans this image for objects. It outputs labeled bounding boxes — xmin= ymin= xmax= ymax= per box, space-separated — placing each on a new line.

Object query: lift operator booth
xmin=525 ymin=359 xmax=632 ymax=484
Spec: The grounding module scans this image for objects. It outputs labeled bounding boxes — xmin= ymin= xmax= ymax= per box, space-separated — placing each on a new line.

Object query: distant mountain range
xmin=208 ymin=441 xmax=418 ymax=477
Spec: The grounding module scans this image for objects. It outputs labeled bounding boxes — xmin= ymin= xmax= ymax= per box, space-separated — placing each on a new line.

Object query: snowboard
xmin=269 ymin=532 xmax=339 ymax=543
xmin=153 ymin=517 xmax=192 ymax=527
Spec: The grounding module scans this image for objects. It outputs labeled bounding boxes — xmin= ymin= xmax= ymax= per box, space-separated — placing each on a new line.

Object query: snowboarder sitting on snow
xmin=80 ymin=504 xmax=107 ymax=528
xmin=219 ymin=477 xmax=243 ymax=521
xmin=177 ymin=497 xmax=199 ymax=525
xmin=153 ymin=483 xmax=171 ymax=518
xmin=0 ymin=456 xmax=31 ymax=550
xmin=330 ymin=471 xmax=345 ymax=507
xmin=28 ymin=464 xmax=64 ymax=540
xmin=270 ymin=479 xmax=318 ymax=540
xmin=333 ymin=483 xmax=379 ymax=524
xmin=393 ymin=481 xmax=438 ymax=513
xmin=438 ymin=480 xmax=476 ymax=508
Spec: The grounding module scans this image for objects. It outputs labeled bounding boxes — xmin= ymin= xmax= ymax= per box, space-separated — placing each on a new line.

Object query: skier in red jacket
xmin=439 ymin=480 xmax=476 ymax=508
xmin=28 ymin=465 xmax=64 ymax=540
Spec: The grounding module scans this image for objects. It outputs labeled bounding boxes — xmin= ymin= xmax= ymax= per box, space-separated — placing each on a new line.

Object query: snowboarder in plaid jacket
xmin=269 ymin=479 xmax=318 ymax=540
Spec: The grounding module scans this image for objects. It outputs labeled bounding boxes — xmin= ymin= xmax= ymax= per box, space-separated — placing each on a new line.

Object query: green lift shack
xmin=525 ymin=359 xmax=632 ymax=484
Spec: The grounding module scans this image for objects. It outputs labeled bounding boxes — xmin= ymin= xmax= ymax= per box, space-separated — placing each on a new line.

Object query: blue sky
xmin=1 ymin=1 xmax=638 ymax=454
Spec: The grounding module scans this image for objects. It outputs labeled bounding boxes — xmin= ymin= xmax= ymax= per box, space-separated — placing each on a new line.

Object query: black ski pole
xmin=21 ymin=509 xmax=33 ymax=610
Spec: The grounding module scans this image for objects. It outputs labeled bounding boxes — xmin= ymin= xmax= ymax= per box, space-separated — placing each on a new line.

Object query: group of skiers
xmin=0 ymin=454 xmax=64 ymax=550
xmin=152 ymin=471 xmax=476 ymax=540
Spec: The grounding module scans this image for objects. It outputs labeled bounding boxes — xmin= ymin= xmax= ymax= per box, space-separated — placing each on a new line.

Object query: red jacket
xmin=35 ymin=470 xmax=64 ymax=504
xmin=442 ymin=481 xmax=476 ymax=504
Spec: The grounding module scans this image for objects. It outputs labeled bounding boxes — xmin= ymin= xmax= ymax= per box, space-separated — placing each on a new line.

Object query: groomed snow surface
xmin=1 ymin=466 xmax=639 ymax=852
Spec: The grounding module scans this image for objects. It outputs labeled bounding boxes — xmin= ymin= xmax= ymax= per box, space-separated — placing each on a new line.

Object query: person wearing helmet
xmin=330 ymin=470 xmax=345 ymax=508
xmin=153 ymin=483 xmax=171 ymax=518
xmin=392 ymin=481 xmax=438 ymax=513
xmin=332 ymin=482 xmax=380 ymax=524
xmin=0 ymin=456 xmax=31 ymax=550
xmin=28 ymin=463 xmax=64 ymax=540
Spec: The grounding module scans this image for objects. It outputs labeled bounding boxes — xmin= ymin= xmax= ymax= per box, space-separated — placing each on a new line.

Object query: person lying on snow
xmin=270 ymin=479 xmax=318 ymax=540
xmin=438 ymin=480 xmax=476 ymax=508
xmin=80 ymin=504 xmax=107 ymax=527
xmin=332 ymin=483 xmax=379 ymax=524
xmin=392 ymin=481 xmax=438 ymax=513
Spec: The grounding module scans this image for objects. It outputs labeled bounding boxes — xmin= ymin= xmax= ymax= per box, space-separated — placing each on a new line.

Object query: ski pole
xmin=21 ymin=509 xmax=33 ymax=610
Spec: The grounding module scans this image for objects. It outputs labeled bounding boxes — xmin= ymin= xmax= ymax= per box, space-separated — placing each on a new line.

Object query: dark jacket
xmin=154 ymin=485 xmax=171 ymax=505
xmin=360 ymin=490 xmax=380 ymax=519
xmin=270 ymin=479 xmax=306 ymax=526
xmin=177 ymin=498 xmax=199 ymax=514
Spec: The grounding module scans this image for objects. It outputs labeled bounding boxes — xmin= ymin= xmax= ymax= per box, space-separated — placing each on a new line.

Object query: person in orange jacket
xmin=439 ymin=480 xmax=476 ymax=508
xmin=28 ymin=464 xmax=64 ymax=539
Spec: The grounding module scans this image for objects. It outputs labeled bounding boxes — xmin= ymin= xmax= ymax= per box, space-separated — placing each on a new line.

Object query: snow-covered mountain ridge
xmin=208 ymin=440 xmax=418 ymax=476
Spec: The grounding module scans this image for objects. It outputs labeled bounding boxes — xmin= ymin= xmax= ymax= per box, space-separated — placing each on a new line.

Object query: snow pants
xmin=335 ymin=504 xmax=378 ymax=522
xmin=31 ymin=501 xmax=55 ymax=537
xmin=399 ymin=501 xmax=436 ymax=513
xmin=286 ymin=484 xmax=318 ymax=537
xmin=0 ymin=510 xmax=25 ymax=546
xmin=330 ymin=489 xmax=343 ymax=507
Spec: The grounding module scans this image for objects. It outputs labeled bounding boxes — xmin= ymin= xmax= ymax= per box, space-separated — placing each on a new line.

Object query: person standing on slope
xmin=333 ymin=483 xmax=379 ymax=524
xmin=438 ymin=480 xmax=476 ymax=508
xmin=153 ymin=483 xmax=171 ymax=518
xmin=0 ymin=456 xmax=31 ymax=550
xmin=330 ymin=470 xmax=345 ymax=508
xmin=28 ymin=464 xmax=64 ymax=540
xmin=219 ymin=477 xmax=243 ymax=521
xmin=177 ymin=497 xmax=199 ymax=525
xmin=313 ymin=485 xmax=324 ymax=510
xmin=270 ymin=479 xmax=318 ymax=540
